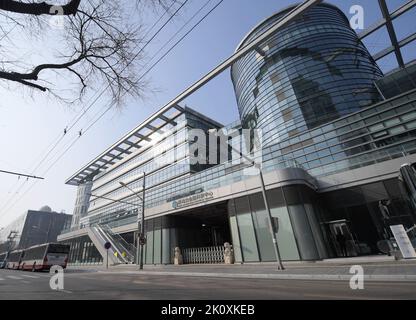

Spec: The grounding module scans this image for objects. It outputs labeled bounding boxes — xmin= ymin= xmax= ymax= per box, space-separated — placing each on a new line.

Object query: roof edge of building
xmin=65 ymin=104 xmax=225 ymax=186
xmin=234 ymin=2 xmax=349 ymax=53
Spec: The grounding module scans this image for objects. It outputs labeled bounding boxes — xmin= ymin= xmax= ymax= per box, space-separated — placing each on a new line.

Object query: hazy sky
xmin=0 ymin=0 xmax=414 ymax=228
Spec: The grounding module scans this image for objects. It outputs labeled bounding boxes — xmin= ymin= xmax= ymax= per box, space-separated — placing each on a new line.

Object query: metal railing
xmin=182 ymin=246 xmax=225 ymax=264
xmin=87 ymin=226 xmax=122 ymax=265
xmin=90 ymin=226 xmax=129 ymax=265
xmin=99 ymin=224 xmax=136 ymax=264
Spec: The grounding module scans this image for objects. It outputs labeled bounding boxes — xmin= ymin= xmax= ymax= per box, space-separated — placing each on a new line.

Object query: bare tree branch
xmin=0 ymin=0 xmax=179 ymax=107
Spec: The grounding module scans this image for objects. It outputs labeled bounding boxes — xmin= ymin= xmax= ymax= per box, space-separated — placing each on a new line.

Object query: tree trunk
xmin=0 ymin=0 xmax=81 ymax=16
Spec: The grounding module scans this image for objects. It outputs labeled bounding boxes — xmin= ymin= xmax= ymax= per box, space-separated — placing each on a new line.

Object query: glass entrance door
xmin=326 ymin=220 xmax=357 ymax=257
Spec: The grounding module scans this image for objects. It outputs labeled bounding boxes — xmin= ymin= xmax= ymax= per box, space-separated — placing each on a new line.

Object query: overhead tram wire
xmin=139 ymin=0 xmax=214 ymax=73
xmin=24 ymin=0 xmax=189 ymax=178
xmin=0 ymin=0 xmax=226 ymax=221
xmin=0 ymin=2 xmax=177 ymax=185
xmin=1 ymin=0 xmax=227 ymax=222
xmin=42 ymin=0 xmax=226 ymax=174
xmin=13 ymin=0 xmax=189 ymax=180
xmin=0 ymin=98 xmax=113 ymax=221
xmin=64 ymin=0 xmax=191 ymax=128
xmin=33 ymin=0 xmax=226 ymax=176
xmin=0 ymin=25 xmax=35 ymax=211
xmin=14 ymin=0 xmax=194 ymax=178
xmin=25 ymin=0 xmax=179 ymax=177
xmin=138 ymin=0 xmax=225 ymax=81
xmin=59 ymin=0 xmax=178 ymax=133
xmin=0 ymin=2 xmax=187 ymax=222
xmin=0 ymin=23 xmax=18 ymax=42
xmin=59 ymin=0 xmax=225 ymax=151
xmin=0 ymin=99 xmax=111 ymax=221
xmin=5 ymin=0 xmax=184 ymax=182
xmin=6 ymin=0 xmax=178 ymax=184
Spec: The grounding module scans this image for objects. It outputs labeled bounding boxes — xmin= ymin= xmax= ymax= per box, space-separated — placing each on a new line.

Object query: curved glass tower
xmin=231 ymin=3 xmax=383 ymax=148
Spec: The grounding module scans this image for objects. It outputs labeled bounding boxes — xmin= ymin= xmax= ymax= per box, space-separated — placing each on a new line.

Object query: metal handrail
xmin=99 ymin=224 xmax=136 ymax=263
xmin=92 ymin=226 xmax=127 ymax=265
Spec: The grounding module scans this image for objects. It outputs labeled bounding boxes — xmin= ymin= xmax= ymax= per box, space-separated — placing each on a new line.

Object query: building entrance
xmin=320 ymin=178 xmax=416 ymax=259
xmin=324 ymin=219 xmax=371 ymax=258
xmin=172 ymin=201 xmax=231 ymax=249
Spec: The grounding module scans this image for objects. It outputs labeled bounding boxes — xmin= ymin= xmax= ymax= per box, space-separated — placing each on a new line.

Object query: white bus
xmin=6 ymin=250 xmax=24 ymax=270
xmin=19 ymin=243 xmax=70 ymax=271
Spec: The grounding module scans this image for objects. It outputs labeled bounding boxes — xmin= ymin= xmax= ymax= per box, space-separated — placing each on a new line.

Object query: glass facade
xmin=66 ymin=89 xmax=416 ymax=232
xmin=143 ymin=216 xmax=177 ymax=265
xmin=231 ymin=3 xmax=383 ymax=148
xmin=318 ymin=178 xmax=416 ymax=257
xmin=71 ymin=181 xmax=93 ymax=228
xmin=60 ymin=87 xmax=416 ymax=263
xmin=270 ymin=89 xmax=416 ymax=177
xmin=228 ymin=185 xmax=327 ymax=262
xmin=60 ymin=3 xmax=416 ymax=265
xmin=61 ymin=235 xmax=103 ymax=265
xmin=73 ymin=110 xmax=221 ymax=229
xmin=376 ymin=63 xmax=416 ymax=99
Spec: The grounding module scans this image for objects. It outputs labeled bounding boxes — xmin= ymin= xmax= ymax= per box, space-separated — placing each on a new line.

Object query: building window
xmin=253 ymin=86 xmax=259 ymax=99
xmin=275 ymin=88 xmax=286 ymax=102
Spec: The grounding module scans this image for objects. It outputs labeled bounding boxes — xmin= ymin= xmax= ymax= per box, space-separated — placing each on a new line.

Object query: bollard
xmin=174 ymin=247 xmax=183 ymax=265
xmin=224 ymin=242 xmax=234 ymax=265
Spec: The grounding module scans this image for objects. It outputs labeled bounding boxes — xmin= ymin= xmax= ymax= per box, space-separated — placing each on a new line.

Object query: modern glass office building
xmin=58 ymin=3 xmax=416 ymax=265
xmin=231 ymin=3 xmax=383 ymax=148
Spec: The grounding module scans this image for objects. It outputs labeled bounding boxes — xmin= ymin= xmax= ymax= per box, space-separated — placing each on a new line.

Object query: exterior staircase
xmin=87 ymin=225 xmax=136 ymax=266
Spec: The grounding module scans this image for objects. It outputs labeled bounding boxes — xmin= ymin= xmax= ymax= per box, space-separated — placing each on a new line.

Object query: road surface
xmin=0 ymin=268 xmax=415 ymax=300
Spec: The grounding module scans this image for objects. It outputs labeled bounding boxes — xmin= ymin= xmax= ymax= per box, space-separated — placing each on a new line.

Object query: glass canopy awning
xmin=65 ymin=104 xmax=184 ymax=186
xmin=358 ymin=0 xmax=416 ymax=71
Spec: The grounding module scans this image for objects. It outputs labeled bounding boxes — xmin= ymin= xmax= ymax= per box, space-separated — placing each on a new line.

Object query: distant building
xmin=0 ymin=207 xmax=72 ymax=253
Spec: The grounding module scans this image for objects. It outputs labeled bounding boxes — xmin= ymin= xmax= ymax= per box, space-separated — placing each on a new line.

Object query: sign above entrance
xmin=172 ymin=191 xmax=214 ymax=209
xmin=167 ymin=188 xmax=204 ymax=203
xmin=390 ymin=225 xmax=416 ymax=259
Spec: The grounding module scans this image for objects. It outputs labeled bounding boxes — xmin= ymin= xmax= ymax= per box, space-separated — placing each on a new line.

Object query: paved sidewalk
xmin=67 ymin=255 xmax=416 ymax=282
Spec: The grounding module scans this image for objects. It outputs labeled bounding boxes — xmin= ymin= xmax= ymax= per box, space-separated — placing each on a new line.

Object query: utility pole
xmin=7 ymin=231 xmax=18 ymax=254
xmin=139 ymin=174 xmax=146 ymax=270
xmin=120 ymin=172 xmax=146 ymax=270
xmin=257 ymin=168 xmax=285 ymax=270
xmin=209 ymin=129 xmax=285 ymax=270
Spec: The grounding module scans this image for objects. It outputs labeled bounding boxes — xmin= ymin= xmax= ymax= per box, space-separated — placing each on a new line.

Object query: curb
xmin=95 ymin=270 xmax=416 ymax=282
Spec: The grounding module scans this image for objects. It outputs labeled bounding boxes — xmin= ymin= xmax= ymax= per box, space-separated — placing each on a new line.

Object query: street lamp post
xmin=119 ymin=172 xmax=146 ymax=270
xmin=257 ymin=166 xmax=285 ymax=270
xmin=209 ymin=129 xmax=284 ymax=270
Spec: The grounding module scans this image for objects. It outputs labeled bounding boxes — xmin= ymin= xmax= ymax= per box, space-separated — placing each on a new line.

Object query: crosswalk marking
xmin=22 ymin=274 xmax=39 ymax=279
xmin=6 ymin=276 xmax=23 ymax=280
xmin=0 ymin=278 xmax=4 ymax=281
